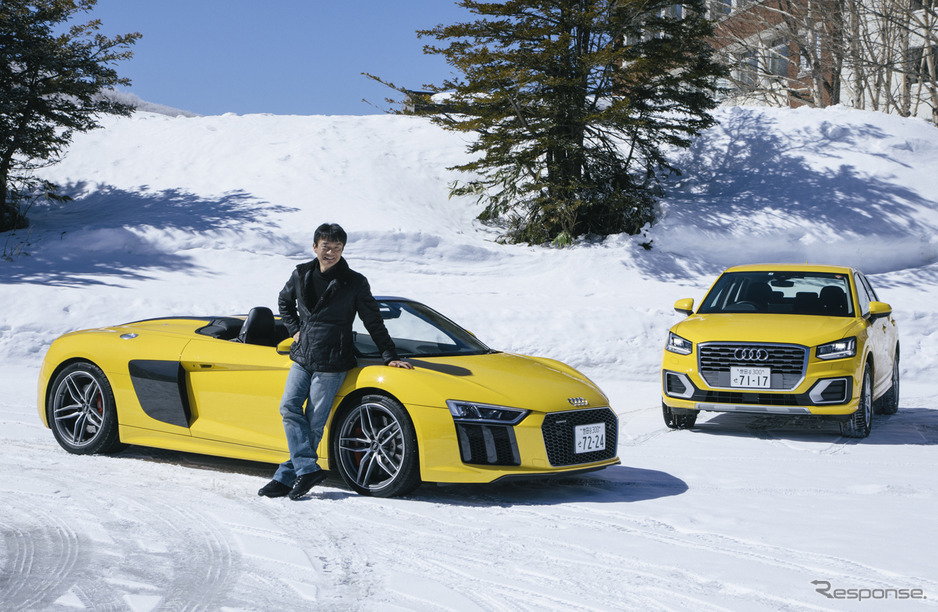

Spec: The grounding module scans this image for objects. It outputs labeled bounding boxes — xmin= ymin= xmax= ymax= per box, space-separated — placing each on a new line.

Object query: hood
xmin=671 ymin=313 xmax=859 ymax=348
xmin=380 ymin=352 xmax=609 ymax=413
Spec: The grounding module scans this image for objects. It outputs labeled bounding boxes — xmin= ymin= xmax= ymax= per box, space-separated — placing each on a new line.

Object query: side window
xmin=854 ymin=273 xmax=873 ymax=316
xmin=858 ymin=273 xmax=880 ymax=302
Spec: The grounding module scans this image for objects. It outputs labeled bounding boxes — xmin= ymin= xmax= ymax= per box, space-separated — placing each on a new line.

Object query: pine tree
xmin=415 ymin=0 xmax=725 ymax=245
xmin=0 ymin=0 xmax=139 ymax=232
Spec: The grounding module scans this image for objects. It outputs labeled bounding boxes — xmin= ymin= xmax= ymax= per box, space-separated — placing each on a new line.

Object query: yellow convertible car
xmin=38 ymin=298 xmax=619 ymax=496
xmin=661 ymin=264 xmax=899 ymax=438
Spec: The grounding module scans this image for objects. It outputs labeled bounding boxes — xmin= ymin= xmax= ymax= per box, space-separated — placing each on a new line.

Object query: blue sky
xmin=86 ymin=1 xmax=468 ymax=116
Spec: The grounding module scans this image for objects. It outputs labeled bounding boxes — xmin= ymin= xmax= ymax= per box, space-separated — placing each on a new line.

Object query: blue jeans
xmin=273 ymin=363 xmax=347 ymax=485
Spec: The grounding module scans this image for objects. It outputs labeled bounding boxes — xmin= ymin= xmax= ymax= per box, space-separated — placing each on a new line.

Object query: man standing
xmin=258 ymin=223 xmax=413 ymax=500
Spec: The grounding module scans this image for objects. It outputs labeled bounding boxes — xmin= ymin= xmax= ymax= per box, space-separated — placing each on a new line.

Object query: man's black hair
xmin=314 ymin=223 xmax=347 ymax=246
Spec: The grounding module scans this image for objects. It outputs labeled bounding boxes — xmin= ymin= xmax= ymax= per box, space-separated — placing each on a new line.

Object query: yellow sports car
xmin=661 ymin=264 xmax=899 ymax=438
xmin=38 ymin=298 xmax=619 ymax=496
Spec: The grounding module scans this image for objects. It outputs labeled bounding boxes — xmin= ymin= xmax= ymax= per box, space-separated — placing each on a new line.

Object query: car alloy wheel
xmin=334 ymin=394 xmax=420 ymax=497
xmin=48 ymin=362 xmax=124 ymax=454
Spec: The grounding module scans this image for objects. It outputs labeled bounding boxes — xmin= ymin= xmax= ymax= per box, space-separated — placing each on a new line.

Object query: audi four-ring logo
xmin=734 ymin=348 xmax=769 ymax=361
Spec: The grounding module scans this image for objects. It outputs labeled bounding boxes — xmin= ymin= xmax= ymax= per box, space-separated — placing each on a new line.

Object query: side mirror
xmin=868 ymin=301 xmax=892 ymax=320
xmin=276 ymin=337 xmax=294 ymax=355
xmin=674 ymin=298 xmax=694 ymax=316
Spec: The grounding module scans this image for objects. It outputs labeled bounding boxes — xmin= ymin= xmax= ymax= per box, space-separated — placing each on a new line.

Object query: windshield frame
xmin=353 ymin=299 xmax=495 ymax=358
xmin=698 ymin=271 xmax=855 ymax=317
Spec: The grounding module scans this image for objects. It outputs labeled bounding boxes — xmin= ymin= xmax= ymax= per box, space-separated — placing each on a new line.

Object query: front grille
xmin=699 ymin=343 xmax=807 ymax=390
xmin=455 ymin=423 xmax=520 ymax=466
xmin=542 ymin=408 xmax=618 ymax=467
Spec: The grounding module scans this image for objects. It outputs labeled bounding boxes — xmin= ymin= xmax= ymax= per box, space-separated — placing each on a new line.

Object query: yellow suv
xmin=661 ymin=264 xmax=899 ymax=438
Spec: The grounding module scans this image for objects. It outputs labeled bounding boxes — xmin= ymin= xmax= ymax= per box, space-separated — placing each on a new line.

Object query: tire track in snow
xmin=0 ymin=487 xmax=242 ymax=610
xmin=302 ymin=480 xmax=937 ymax=612
xmin=0 ymin=508 xmax=91 ymax=610
xmin=526 ymin=504 xmax=938 ymax=606
xmin=136 ymin=499 xmax=240 ymax=611
xmin=388 ymin=508 xmax=763 ymax=611
xmin=1 ymin=436 xmax=360 ymax=611
xmin=104 ymin=488 xmax=353 ymax=610
xmin=299 ymin=495 xmax=742 ymax=611
xmin=251 ymin=491 xmax=389 ymax=607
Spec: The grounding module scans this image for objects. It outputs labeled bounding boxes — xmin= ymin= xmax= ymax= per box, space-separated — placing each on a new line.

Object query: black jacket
xmin=278 ymin=258 xmax=399 ymax=371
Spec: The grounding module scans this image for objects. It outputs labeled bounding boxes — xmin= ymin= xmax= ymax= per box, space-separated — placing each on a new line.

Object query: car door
xmin=180 ymin=337 xmax=292 ymax=451
xmin=855 ymin=272 xmax=896 ymax=396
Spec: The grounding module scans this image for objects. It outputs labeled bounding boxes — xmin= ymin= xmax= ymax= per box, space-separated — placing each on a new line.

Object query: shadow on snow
xmin=642 ymin=107 xmax=938 ymax=283
xmin=415 ymin=464 xmax=688 ymax=506
xmin=0 ymin=183 xmax=299 ymax=287
xmin=687 ymin=406 xmax=938 ymax=446
xmin=115 ymin=445 xmax=688 ymax=506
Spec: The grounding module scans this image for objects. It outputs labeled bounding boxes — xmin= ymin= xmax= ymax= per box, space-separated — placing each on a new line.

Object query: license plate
xmin=574 ymin=423 xmax=605 ymax=453
xmin=731 ymin=366 xmax=771 ymax=388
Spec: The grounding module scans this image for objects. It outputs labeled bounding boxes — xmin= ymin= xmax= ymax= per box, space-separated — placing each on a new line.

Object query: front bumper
xmin=413 ymin=404 xmax=621 ymax=484
xmin=661 ymin=349 xmax=861 ymax=417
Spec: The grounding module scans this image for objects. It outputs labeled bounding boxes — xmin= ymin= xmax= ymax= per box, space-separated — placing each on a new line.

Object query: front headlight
xmin=446 ymin=400 xmax=528 ymax=425
xmin=665 ymin=332 xmax=693 ymax=355
xmin=816 ymin=337 xmax=857 ymax=360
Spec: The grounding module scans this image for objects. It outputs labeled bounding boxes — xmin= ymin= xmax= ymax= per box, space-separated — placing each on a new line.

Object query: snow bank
xmin=1 ymin=105 xmax=936 ymax=610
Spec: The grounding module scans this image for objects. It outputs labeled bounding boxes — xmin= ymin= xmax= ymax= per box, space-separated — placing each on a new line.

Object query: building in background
xmin=708 ymin=0 xmax=936 ymax=122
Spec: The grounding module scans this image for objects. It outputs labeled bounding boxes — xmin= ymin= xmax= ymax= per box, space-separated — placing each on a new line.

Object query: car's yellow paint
xmin=661 ymin=264 xmax=899 ymax=419
xmin=340 ymin=352 xmax=613 ymax=483
xmin=661 ymin=313 xmax=868 ymax=416
xmin=39 ymin=314 xmax=619 ymax=483
xmin=673 ymin=298 xmax=695 ymax=315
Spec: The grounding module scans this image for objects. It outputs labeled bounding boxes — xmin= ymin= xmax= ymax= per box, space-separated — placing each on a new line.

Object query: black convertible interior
xmin=195 ymin=307 xmax=383 ymax=354
xmin=193 ymin=302 xmax=492 ymax=358
xmin=196 ymin=307 xmax=289 ymax=347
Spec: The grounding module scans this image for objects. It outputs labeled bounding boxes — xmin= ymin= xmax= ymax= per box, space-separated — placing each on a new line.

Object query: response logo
xmin=812 ymin=580 xmax=927 ymax=602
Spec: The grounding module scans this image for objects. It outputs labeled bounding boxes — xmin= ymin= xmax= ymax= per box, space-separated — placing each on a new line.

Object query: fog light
xmin=809 ymin=378 xmax=849 ymax=404
xmin=664 ymin=372 xmax=695 ymax=399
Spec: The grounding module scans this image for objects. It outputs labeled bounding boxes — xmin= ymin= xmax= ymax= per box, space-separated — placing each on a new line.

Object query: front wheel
xmin=876 ymin=350 xmax=899 ymax=415
xmin=48 ymin=362 xmax=124 ymax=454
xmin=842 ymin=367 xmax=872 ymax=438
xmin=333 ymin=394 xmax=420 ymax=497
xmin=663 ymin=403 xmax=697 ymax=430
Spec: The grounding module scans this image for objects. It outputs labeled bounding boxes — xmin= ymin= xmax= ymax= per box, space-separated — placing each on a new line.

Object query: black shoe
xmin=288 ymin=470 xmax=328 ymax=500
xmin=257 ymin=479 xmax=291 ymax=498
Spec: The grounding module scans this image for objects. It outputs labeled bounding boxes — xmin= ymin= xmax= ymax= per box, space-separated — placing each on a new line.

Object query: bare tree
xmin=711 ymin=0 xmax=937 ymax=122
xmin=843 ymin=0 xmax=937 ymax=122
xmin=710 ymin=0 xmax=846 ymax=107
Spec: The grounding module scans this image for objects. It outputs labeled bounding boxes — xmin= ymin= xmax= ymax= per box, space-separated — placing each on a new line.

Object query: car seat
xmin=819 ymin=286 xmax=848 ymax=315
xmin=238 ymin=306 xmax=280 ymax=346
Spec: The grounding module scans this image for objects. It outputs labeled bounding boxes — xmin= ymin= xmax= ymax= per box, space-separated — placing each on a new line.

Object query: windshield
xmin=698 ymin=271 xmax=854 ymax=317
xmin=353 ymin=300 xmax=494 ymax=357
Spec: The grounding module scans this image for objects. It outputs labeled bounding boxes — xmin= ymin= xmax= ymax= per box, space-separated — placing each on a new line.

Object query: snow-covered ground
xmin=1 ymin=105 xmax=936 ymax=611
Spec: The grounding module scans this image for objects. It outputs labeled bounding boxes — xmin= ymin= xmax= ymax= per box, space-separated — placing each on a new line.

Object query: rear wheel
xmin=842 ymin=367 xmax=872 ymax=438
xmin=48 ymin=362 xmax=124 ymax=454
xmin=333 ymin=394 xmax=420 ymax=497
xmin=663 ymin=403 xmax=698 ymax=430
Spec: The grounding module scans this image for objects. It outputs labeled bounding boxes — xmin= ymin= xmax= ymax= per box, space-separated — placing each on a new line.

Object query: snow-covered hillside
xmin=1 ymin=105 xmax=936 ymax=610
